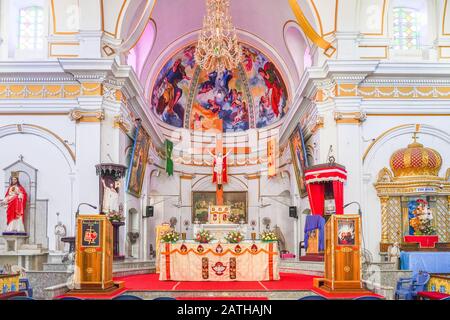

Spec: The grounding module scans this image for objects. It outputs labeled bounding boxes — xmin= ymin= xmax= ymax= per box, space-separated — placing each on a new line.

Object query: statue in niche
xmin=54 ymin=213 xmax=67 ymax=252
xmin=101 ymin=176 xmax=120 ymax=215
xmin=0 ymin=172 xmax=28 ymax=234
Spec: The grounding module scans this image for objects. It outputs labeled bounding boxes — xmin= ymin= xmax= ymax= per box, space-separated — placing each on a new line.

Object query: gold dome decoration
xmin=389 ymin=133 xmax=442 ymax=177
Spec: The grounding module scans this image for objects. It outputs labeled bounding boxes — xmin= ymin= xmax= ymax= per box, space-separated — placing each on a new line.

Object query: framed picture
xmin=337 ymin=219 xmax=356 ymax=246
xmin=289 ymin=124 xmax=309 ymax=197
xmin=192 ymin=191 xmax=247 ymax=223
xmin=402 ymin=196 xmax=436 ymax=236
xmin=126 ymin=123 xmax=151 ymax=197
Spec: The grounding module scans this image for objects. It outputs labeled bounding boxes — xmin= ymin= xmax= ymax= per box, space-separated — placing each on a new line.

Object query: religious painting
xmin=191 ymin=67 xmax=250 ymax=133
xmin=403 ymin=196 xmax=436 ymax=236
xmin=81 ymin=220 xmax=100 ymax=247
xmin=126 ymin=124 xmax=151 ymax=197
xmin=151 ymin=45 xmax=196 ymax=128
xmin=289 ymin=124 xmax=309 ymax=197
xmin=337 ymin=220 xmax=355 ymax=246
xmin=192 ymin=191 xmax=247 ymax=223
xmin=242 ymin=45 xmax=288 ymax=128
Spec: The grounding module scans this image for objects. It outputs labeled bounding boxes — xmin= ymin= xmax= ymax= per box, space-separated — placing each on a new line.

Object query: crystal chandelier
xmin=195 ymin=0 xmax=242 ymax=72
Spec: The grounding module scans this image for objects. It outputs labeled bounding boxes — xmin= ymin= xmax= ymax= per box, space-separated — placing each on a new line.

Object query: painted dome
xmin=150 ymin=43 xmax=288 ymax=132
xmin=390 ymin=138 xmax=442 ymax=177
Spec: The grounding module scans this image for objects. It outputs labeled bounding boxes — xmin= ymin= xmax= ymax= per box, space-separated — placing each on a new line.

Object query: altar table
xmin=159 ymin=241 xmax=280 ymax=281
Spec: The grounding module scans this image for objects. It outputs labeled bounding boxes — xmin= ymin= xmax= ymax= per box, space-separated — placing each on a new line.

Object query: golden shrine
xmin=374 ymin=132 xmax=450 ymax=252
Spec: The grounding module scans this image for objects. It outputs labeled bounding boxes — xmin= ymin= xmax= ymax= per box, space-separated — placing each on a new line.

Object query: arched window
xmin=392 ymin=7 xmax=420 ymax=50
xmin=18 ymin=6 xmax=44 ymax=50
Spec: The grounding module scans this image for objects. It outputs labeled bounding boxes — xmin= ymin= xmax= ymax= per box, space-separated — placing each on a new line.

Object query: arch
xmin=126 ymin=19 xmax=157 ymax=77
xmin=117 ymin=0 xmax=157 ymax=51
xmin=192 ymin=175 xmax=247 ymax=192
xmin=283 ymin=21 xmax=310 ymax=81
xmin=142 ymin=30 xmax=294 ymax=135
xmin=0 ymin=124 xmax=76 ymax=172
xmin=363 ymin=124 xmax=450 ymax=165
xmin=143 ymin=29 xmax=295 ymax=107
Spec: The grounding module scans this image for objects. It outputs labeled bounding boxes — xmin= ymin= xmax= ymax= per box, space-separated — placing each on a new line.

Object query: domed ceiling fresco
xmin=151 ymin=43 xmax=288 ymax=133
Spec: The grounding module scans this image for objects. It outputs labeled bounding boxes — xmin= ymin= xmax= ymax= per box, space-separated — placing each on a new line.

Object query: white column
xmin=74 ymin=97 xmax=103 ymax=214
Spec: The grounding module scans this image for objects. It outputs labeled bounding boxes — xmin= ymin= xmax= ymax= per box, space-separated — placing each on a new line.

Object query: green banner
xmin=165 ymin=139 xmax=174 ymax=176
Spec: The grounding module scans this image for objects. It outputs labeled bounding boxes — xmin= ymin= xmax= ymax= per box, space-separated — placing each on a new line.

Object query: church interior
xmin=0 ymin=0 xmax=449 ymax=301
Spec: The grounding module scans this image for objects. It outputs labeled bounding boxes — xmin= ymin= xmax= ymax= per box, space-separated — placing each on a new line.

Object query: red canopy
xmin=304 ymin=164 xmax=347 ymax=216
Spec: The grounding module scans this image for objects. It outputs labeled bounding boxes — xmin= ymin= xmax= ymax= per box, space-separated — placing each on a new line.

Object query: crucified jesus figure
xmin=208 ymin=149 xmax=232 ymax=189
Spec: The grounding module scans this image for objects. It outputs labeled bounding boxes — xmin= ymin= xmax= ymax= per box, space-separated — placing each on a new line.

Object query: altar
xmin=159 ymin=241 xmax=279 ymax=281
xmin=192 ymin=223 xmax=248 ymax=241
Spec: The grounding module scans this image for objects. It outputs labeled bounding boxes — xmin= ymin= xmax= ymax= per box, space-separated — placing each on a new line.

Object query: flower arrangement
xmin=195 ymin=230 xmax=214 ymax=243
xmin=260 ymin=231 xmax=278 ymax=242
xmin=106 ymin=211 xmax=125 ymax=223
xmin=225 ymin=231 xmax=244 ymax=243
xmin=161 ymin=230 xmax=180 ymax=243
xmin=228 ymin=213 xmax=245 ymax=224
xmin=409 ymin=199 xmax=436 ymax=236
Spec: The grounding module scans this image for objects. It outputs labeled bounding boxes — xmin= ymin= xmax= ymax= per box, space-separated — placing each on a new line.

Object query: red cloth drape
xmin=332 ymin=180 xmax=344 ymax=215
xmin=306 ymin=183 xmax=325 ymax=215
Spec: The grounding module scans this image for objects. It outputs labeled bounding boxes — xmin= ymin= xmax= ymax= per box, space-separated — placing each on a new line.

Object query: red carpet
xmin=57 ymin=273 xmax=382 ymax=299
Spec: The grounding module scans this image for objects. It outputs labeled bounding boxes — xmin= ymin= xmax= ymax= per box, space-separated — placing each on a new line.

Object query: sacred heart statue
xmin=212 ymin=262 xmax=227 ymax=276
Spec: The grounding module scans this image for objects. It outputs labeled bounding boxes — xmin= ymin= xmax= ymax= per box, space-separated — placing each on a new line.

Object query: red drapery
xmin=332 ymin=180 xmax=344 ymax=215
xmin=306 ymin=183 xmax=325 ymax=215
xmin=304 ymin=164 xmax=347 ymax=216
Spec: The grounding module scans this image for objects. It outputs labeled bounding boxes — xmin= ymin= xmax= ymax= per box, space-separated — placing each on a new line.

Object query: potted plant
xmin=195 ymin=230 xmax=213 ymax=243
xmin=224 ymin=231 xmax=244 ymax=243
xmin=161 ymin=230 xmax=180 ymax=243
xmin=260 ymin=231 xmax=278 ymax=242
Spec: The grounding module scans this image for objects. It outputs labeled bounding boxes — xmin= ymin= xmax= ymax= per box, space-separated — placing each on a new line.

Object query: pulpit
xmin=314 ymin=214 xmax=363 ymax=292
xmin=74 ymin=215 xmax=114 ymax=291
xmin=301 ymin=162 xmax=347 ymax=261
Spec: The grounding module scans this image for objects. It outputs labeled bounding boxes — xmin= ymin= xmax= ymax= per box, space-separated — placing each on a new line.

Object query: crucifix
xmin=208 ymin=133 xmax=231 ymax=205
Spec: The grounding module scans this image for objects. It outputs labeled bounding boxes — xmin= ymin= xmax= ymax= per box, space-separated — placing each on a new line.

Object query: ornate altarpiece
xmin=374 ymin=167 xmax=450 ymax=252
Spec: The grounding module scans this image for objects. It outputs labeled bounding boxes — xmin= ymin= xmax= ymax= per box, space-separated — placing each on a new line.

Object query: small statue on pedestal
xmin=54 ymin=213 xmax=67 ymax=252
xmin=388 ymin=242 xmax=401 ymax=268
xmin=0 ymin=172 xmax=27 ymax=235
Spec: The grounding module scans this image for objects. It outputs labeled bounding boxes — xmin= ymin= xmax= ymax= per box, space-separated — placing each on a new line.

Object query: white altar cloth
xmin=159 ymin=241 xmax=279 ymax=281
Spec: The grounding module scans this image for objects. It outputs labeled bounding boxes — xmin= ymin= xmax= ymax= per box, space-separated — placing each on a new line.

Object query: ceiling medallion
xmin=195 ymin=0 xmax=242 ymax=72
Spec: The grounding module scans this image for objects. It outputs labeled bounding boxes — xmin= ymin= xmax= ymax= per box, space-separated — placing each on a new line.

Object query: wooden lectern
xmin=314 ymin=214 xmax=363 ymax=292
xmin=74 ymin=215 xmax=114 ymax=291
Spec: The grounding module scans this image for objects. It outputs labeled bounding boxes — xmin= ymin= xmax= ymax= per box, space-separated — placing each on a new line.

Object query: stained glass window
xmin=393 ymin=7 xmax=420 ymax=50
xmin=18 ymin=6 xmax=44 ymax=50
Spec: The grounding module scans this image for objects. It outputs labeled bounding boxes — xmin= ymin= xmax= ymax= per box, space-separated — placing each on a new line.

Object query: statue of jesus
xmin=0 ymin=173 xmax=27 ymax=234
xmin=209 ymin=149 xmax=231 ymax=189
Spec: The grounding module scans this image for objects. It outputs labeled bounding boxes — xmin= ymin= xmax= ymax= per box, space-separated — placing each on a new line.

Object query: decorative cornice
xmin=311 ymin=116 xmax=324 ymax=133
xmin=114 ymin=114 xmax=132 ymax=133
xmin=334 ymin=111 xmax=367 ymax=124
xmin=245 ymin=174 xmax=260 ymax=180
xmin=180 ymin=174 xmax=195 ymax=180
xmin=69 ymin=108 xmax=105 ymax=123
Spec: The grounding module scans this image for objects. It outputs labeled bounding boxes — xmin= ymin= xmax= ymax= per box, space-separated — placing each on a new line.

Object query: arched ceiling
xmin=150 ymin=43 xmax=289 ymax=133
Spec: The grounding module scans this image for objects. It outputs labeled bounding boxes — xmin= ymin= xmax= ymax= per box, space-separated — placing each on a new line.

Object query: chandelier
xmin=195 ymin=0 xmax=242 ymax=72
